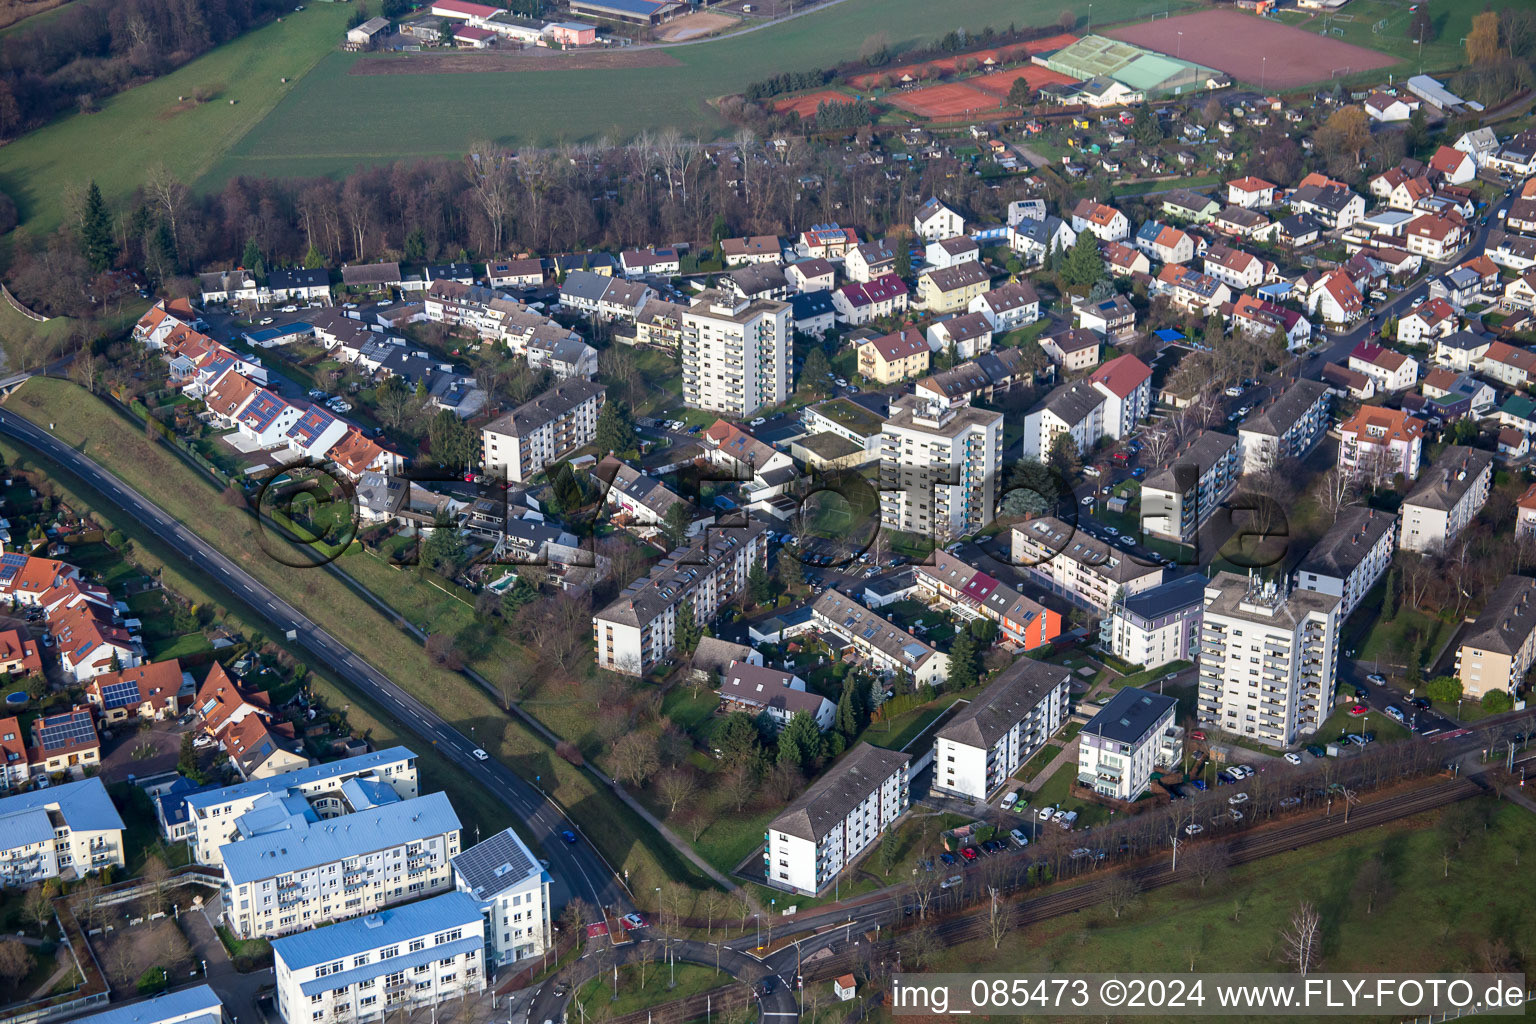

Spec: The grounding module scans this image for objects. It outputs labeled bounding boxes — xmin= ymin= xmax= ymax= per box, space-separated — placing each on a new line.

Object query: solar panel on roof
xmin=1 ymin=553 xmax=26 ymax=566
xmin=99 ymin=680 xmax=141 ymax=710
xmin=38 ymin=713 xmax=94 ymax=749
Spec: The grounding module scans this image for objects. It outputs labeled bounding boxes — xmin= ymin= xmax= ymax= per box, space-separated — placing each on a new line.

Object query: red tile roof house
xmin=1396 ymin=297 xmax=1458 ymax=347
xmin=799 ymin=224 xmax=859 ymax=259
xmin=193 ymin=663 xmax=273 ymax=738
xmin=0 ymin=716 xmax=27 ymax=792
xmin=0 ymin=629 xmax=42 ymax=677
xmin=1071 ymin=199 xmax=1130 ymax=242
xmin=1428 ymin=144 xmax=1477 ymax=185
xmin=1226 ymin=176 xmax=1277 ymax=209
xmin=452 ymin=25 xmax=497 ymax=47
xmin=0 ymin=554 xmax=80 ymax=607
xmin=84 ymin=659 xmax=187 ymax=724
xmin=51 ymin=598 xmax=139 ymax=683
xmin=1308 ymin=269 xmax=1365 ymax=325
xmin=1403 ymin=212 xmax=1469 ymax=262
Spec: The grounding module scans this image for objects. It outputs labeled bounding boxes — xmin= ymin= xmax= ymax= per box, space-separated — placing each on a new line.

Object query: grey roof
xmin=935 ymin=235 xmax=979 ymax=255
xmin=1036 ymin=380 xmax=1106 ymax=425
xmin=1015 ymin=516 xmax=1162 ymax=585
xmin=935 ymin=312 xmax=992 ymax=344
xmin=341 ymin=262 xmax=402 ymax=287
xmin=451 ymin=827 xmax=543 ymax=901
xmin=1120 ymin=573 xmax=1206 ymax=624
xmin=937 ymin=659 xmax=1069 ymax=749
xmin=595 ymin=518 xmax=770 ymax=628
xmin=769 ymin=743 xmax=910 ymax=842
xmin=1144 ymin=431 xmax=1238 ymax=492
xmin=811 ymin=587 xmax=936 ymax=668
xmin=924 ymin=262 xmax=990 ymax=293
xmin=222 ymin=791 xmax=460 ymax=884
xmin=268 ymin=268 xmax=330 ymax=291
xmin=484 ymin=379 xmax=604 ymax=438
xmin=1297 ymin=507 xmax=1397 ymax=580
xmin=560 ymin=270 xmax=612 ymax=304
xmin=1238 ymin=379 xmax=1329 ymax=438
xmin=728 ymin=264 xmax=788 ymax=298
xmin=594 ymin=455 xmax=688 ymax=519
xmin=719 ymin=663 xmax=830 ymax=718
xmin=1461 ymin=575 xmax=1536 ymax=656
xmin=690 ymin=637 xmax=754 ymax=678
xmin=1404 ymin=445 xmax=1494 ymax=512
xmin=1162 ymin=189 xmax=1219 ymax=215
xmin=1082 ymin=686 xmax=1177 ymax=745
xmin=980 ymin=278 xmax=1039 ymax=313
xmin=790 ymin=291 xmax=836 ymax=321
xmin=356 ymin=473 xmax=406 ymax=515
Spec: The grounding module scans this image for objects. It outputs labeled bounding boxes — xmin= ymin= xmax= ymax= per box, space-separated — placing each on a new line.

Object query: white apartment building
xmin=0 ymin=778 xmax=125 ymax=885
xmin=879 ymin=395 xmax=1002 ymax=542
xmin=1236 ymin=379 xmax=1331 ymax=475
xmin=1347 ymin=342 xmax=1419 ymax=392
xmin=182 ymin=748 xmax=419 ymax=866
xmin=1337 ymin=406 xmax=1424 ymax=484
xmin=1099 ymin=574 xmax=1204 ymax=670
xmin=914 ymin=198 xmax=965 ymax=241
xmin=1086 ymin=354 xmax=1153 ymax=440
xmin=1295 ymin=507 xmax=1397 ymax=621
xmin=810 ymin=589 xmax=948 ymax=690
xmin=1012 ymin=516 xmax=1164 ymax=613
xmin=1400 ymin=446 xmax=1494 ymax=553
xmin=480 ymin=379 xmax=605 ymax=484
xmin=1022 ymin=381 xmax=1104 ymax=461
xmin=273 ymin=892 xmax=485 ymax=1024
xmin=1198 ymin=573 xmax=1340 ymax=749
xmin=765 ymin=744 xmax=909 ymax=896
xmin=220 ymin=791 xmax=461 ymax=939
xmin=1141 ymin=431 xmax=1241 ymax=544
xmin=680 ymin=290 xmax=791 ymax=418
xmin=932 ymin=659 xmax=1069 ymax=801
xmin=592 ymin=518 xmax=770 ymax=676
xmin=1077 ymin=687 xmax=1181 ymax=801
xmin=452 ymin=827 xmax=551 ymax=966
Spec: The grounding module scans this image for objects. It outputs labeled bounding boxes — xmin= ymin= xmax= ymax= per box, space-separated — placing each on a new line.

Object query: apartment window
xmin=409 ymin=939 xmax=426 ymax=953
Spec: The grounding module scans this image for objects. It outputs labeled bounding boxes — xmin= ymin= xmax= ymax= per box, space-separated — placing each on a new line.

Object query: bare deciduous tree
xmin=657 ymin=768 xmax=696 ymax=813
xmin=1104 ymin=874 xmax=1141 ymax=919
xmin=1279 ymin=901 xmax=1321 ymax=975
xmin=986 ymin=887 xmax=1013 ymax=949
xmin=464 ymin=142 xmax=514 ymax=255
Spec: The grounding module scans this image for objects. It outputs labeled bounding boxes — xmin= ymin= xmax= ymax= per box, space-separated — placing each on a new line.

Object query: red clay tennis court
xmin=1106 ymin=10 xmax=1393 ymax=89
xmin=772 ymin=89 xmax=856 ymax=118
xmin=889 ymin=82 xmax=1006 ymax=119
xmin=969 ymin=64 xmax=1078 ymax=98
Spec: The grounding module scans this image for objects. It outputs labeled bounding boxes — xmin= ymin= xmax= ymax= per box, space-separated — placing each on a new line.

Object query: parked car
xmin=1000 ymin=790 xmax=1019 ymax=810
xmin=1306 ymin=744 xmax=1327 ymax=758
xmin=1284 ymin=752 xmax=1303 ymax=765
xmin=1228 ymin=792 xmax=1250 ymax=806
xmin=1385 ymin=705 xmax=1405 ymax=723
xmin=1367 ymin=673 xmax=1386 ymax=685
xmin=1412 ymin=697 xmax=1431 ymax=710
xmin=1184 ymin=823 xmax=1204 ymax=835
xmin=1037 ymin=806 xmax=1055 ymax=821
xmin=1008 ymin=828 xmax=1029 ymax=847
xmin=959 ymin=846 xmax=978 ymax=861
xmin=1350 ymin=704 xmax=1368 ymax=716
xmin=939 ymin=851 xmax=958 ymax=866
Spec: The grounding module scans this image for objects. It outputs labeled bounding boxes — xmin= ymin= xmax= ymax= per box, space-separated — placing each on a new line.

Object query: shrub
xmin=136 ymin=967 xmax=168 ymax=995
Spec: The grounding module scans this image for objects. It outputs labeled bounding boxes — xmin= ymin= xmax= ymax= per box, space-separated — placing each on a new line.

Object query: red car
xmin=1113 ymin=451 xmax=1130 ymax=461
xmin=960 ymin=847 xmax=979 ymax=861
xmin=1350 ymin=704 xmax=1368 ymax=716
xmin=1191 ymin=730 xmax=1206 ymax=741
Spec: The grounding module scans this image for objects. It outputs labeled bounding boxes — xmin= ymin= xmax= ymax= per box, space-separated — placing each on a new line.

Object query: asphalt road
xmin=0 ymin=410 xmax=628 ymax=917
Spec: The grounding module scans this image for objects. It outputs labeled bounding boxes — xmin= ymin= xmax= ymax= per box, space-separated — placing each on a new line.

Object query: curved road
xmin=0 ymin=409 xmax=628 ymax=917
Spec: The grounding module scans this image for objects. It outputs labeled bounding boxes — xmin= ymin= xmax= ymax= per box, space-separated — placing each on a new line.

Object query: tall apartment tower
xmin=1198 ymin=572 xmax=1340 ymax=749
xmin=879 ymin=395 xmax=1002 ymax=543
xmin=680 ymin=289 xmax=791 ymax=418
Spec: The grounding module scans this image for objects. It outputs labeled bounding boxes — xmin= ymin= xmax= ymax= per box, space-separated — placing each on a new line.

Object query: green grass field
xmin=207 ymin=0 xmax=1182 ymax=182
xmin=0 ymin=3 xmax=351 ymax=237
xmin=1318 ymin=0 xmax=1479 ymax=76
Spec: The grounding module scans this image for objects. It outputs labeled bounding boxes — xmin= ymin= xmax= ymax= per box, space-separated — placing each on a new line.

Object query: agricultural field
xmin=0 ymin=2 xmax=351 ymax=239
xmin=204 ymin=0 xmax=1185 ymax=183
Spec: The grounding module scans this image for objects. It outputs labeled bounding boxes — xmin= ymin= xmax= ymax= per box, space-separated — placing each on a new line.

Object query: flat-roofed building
xmin=1078 ymin=688 xmax=1180 ymax=801
xmin=452 ymin=827 xmax=551 ymax=966
xmin=1100 ymin=574 xmax=1204 ymax=670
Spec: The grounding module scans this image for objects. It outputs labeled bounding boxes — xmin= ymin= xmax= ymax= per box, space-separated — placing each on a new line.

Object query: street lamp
xmin=1177 ymin=30 xmax=1183 ymax=59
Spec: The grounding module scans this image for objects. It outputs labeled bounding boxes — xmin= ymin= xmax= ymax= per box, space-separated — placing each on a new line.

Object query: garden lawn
xmin=205 ymin=0 xmax=1187 ymax=181
xmin=1357 ymin=607 xmax=1456 ymax=670
xmin=0 ymin=3 xmax=352 ymax=237
xmin=920 ymin=800 xmax=1536 ymax=1019
xmin=573 ymin=963 xmax=731 ymax=1019
xmin=6 ymin=377 xmax=692 ymax=896
xmin=1316 ymin=698 xmax=1412 ymax=744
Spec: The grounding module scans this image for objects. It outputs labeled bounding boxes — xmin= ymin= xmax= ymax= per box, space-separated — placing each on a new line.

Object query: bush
xmin=1482 ymin=690 xmax=1513 ymax=714
xmin=556 ymin=740 xmax=584 ymax=766
xmin=136 ymin=967 xmax=168 ymax=995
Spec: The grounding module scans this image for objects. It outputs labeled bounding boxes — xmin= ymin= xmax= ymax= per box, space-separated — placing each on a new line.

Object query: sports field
xmin=206 ymin=0 xmax=1186 ymax=182
xmin=771 ymin=88 xmax=856 ymax=118
xmin=889 ymin=81 xmax=1005 ymax=118
xmin=850 ymin=32 xmax=1079 ymax=88
xmin=967 ymin=64 xmax=1080 ymax=97
xmin=1107 ymin=9 xmax=1396 ymax=88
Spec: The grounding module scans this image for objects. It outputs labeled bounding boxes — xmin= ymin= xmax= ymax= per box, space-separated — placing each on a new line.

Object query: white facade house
xmin=273 ymin=892 xmax=485 ymax=1024
xmin=1347 ymin=342 xmax=1419 ymax=392
xmin=1198 ymin=574 xmax=1340 ymax=749
xmin=1400 ymin=446 xmax=1494 ymax=553
xmin=1100 ymin=575 xmax=1204 ymax=671
xmin=182 ymin=748 xmax=419 ymax=866
xmin=1022 ymin=380 xmax=1104 ymax=462
xmin=969 ymin=279 xmax=1040 ymax=333
xmin=220 ymin=792 xmax=460 ymax=939
xmin=1236 ymin=379 xmax=1331 ymax=475
xmin=452 ymin=827 xmax=552 ymax=967
xmin=932 ymin=660 xmax=1069 ymax=801
xmin=480 ymin=379 xmax=604 ymax=484
xmin=1071 ymin=200 xmax=1131 ymax=242
xmin=1295 ymin=507 xmax=1397 ymax=621
xmin=1141 ymin=431 xmax=1241 ymax=544
xmin=718 ymin=662 xmax=835 ymax=731
xmin=681 ymin=290 xmax=791 ymax=418
xmin=0 ymin=779 xmax=125 ymax=886
xmin=765 ymin=744 xmax=909 ymax=896
xmin=1078 ymin=688 xmax=1181 ymax=801
xmin=1087 ymin=354 xmax=1153 ymax=440
xmin=879 ymin=396 xmax=1002 ymax=542
xmin=1012 ymin=516 xmax=1163 ymax=613
xmin=810 ymin=589 xmax=948 ymax=690
xmin=914 ymin=198 xmax=965 ymax=241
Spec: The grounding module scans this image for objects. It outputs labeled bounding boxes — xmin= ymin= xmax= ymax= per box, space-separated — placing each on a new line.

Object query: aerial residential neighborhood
xmin=0 ymin=0 xmax=1535 ymax=1019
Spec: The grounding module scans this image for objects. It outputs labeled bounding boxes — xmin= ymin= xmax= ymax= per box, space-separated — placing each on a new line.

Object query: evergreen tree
xmin=777 ymin=713 xmax=822 ymax=772
xmin=749 ymin=562 xmax=773 ymax=605
xmin=675 ymin=601 xmax=703 ymax=655
xmin=80 ymin=181 xmax=118 ymax=272
xmin=241 ymin=238 xmax=265 ymax=276
xmin=595 ymin=400 xmax=638 ymax=455
xmin=835 ymin=683 xmax=859 ymax=738
xmin=894 ymin=245 xmax=912 ymax=279
xmin=1048 ymin=432 xmax=1081 ymax=477
xmin=404 ymin=228 xmax=428 ymax=264
xmin=145 ymin=222 xmax=178 ymax=283
xmin=303 ymin=246 xmax=327 ymax=270
xmin=717 ymin=711 xmax=761 ymax=766
xmin=663 ymin=502 xmax=693 ymax=548
xmin=801 ymin=349 xmax=831 ymax=394
xmin=947 ymin=628 xmax=979 ymax=689
xmin=1060 ymin=228 xmax=1103 ymax=288
xmin=1381 ymin=569 xmax=1397 ymax=621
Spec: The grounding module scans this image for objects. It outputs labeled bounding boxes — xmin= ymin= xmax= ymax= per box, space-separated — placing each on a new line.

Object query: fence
xmin=1 ymin=283 xmax=49 ymax=324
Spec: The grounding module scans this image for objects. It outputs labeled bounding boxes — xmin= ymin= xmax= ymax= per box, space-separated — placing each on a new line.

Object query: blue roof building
xmin=273 ymin=893 xmax=486 ymax=1023
xmin=0 ymin=777 xmax=126 ymax=884
xmin=69 ymin=985 xmax=224 ymax=1024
